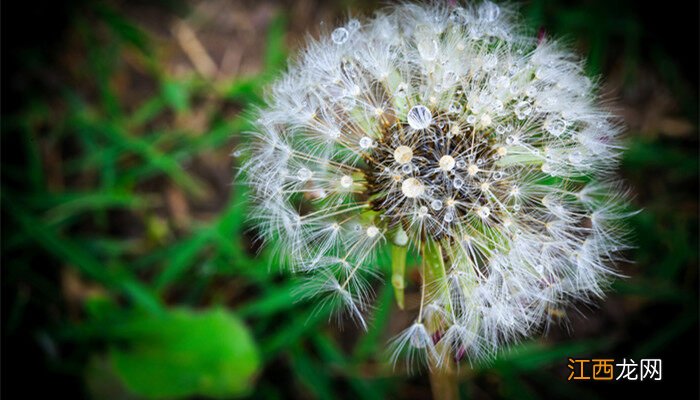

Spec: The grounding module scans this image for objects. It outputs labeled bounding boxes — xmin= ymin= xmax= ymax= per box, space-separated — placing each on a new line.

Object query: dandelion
xmin=240 ymin=1 xmax=633 ymax=370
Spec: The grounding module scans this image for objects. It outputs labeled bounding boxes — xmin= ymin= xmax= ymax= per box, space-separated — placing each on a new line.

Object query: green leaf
xmin=161 ymin=80 xmax=189 ymax=113
xmin=111 ymin=308 xmax=260 ymax=399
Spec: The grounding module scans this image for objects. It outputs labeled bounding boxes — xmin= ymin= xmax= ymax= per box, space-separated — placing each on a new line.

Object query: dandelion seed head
xmin=241 ymin=1 xmax=633 ymax=366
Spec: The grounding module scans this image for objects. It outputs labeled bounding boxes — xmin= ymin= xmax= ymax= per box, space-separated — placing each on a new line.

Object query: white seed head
xmin=241 ymin=1 xmax=632 ymax=367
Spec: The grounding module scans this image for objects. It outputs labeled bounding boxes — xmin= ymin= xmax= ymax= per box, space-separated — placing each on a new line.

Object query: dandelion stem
xmin=428 ymin=358 xmax=459 ymax=400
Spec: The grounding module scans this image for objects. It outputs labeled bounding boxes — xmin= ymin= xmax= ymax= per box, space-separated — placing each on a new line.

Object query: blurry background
xmin=2 ymin=0 xmax=698 ymax=399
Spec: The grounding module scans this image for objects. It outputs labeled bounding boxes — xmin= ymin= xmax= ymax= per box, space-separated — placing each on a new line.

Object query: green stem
xmin=423 ymin=239 xmax=459 ymax=399
xmin=429 ymin=359 xmax=459 ymax=400
xmin=390 ymin=244 xmax=407 ymax=309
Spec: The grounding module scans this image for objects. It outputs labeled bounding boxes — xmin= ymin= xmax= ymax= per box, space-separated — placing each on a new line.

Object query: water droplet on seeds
xmin=482 ymin=54 xmax=498 ymax=70
xmin=332 ymin=27 xmax=349 ymax=44
xmin=347 ymin=19 xmax=360 ymax=30
xmin=366 ymin=226 xmax=379 ymax=238
xmin=407 ymin=105 xmax=433 ymax=130
xmin=431 ymin=199 xmax=443 ymax=211
xmin=456 ymin=160 xmax=466 ymax=169
xmin=444 ymin=213 xmax=454 ymax=223
xmin=359 ymin=136 xmax=373 ymax=149
xmin=545 ymin=118 xmax=567 ymax=136
xmin=449 ymin=7 xmax=466 ymax=24
xmin=477 ymin=206 xmax=491 ymax=218
xmin=448 ymin=101 xmax=463 ymax=114
xmin=418 ymin=206 xmax=429 ymax=216
xmin=466 ymin=115 xmax=477 ymax=124
xmin=396 ymin=82 xmax=408 ymax=97
xmin=496 ymin=76 xmax=510 ymax=88
xmin=496 ymin=124 xmax=507 ymax=135
xmin=568 ymin=151 xmax=583 ymax=164
xmin=525 ymin=86 xmax=537 ymax=97
xmin=417 ymin=38 xmax=438 ymax=61
xmin=394 ymin=229 xmax=409 ymax=246
xmin=479 ymin=2 xmax=500 ymax=22
xmin=401 ymin=164 xmax=412 ymax=174
xmin=340 ymin=175 xmax=353 ymax=188
xmin=453 ymin=178 xmax=464 ymax=189
xmin=514 ymin=101 xmax=532 ymax=120
xmin=297 ymin=167 xmax=312 ymax=181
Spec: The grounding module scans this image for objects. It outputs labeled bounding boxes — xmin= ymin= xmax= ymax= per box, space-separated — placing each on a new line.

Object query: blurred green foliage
xmin=1 ymin=0 xmax=697 ymax=399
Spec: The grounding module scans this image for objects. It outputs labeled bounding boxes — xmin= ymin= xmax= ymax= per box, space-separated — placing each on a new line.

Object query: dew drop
xmin=479 ymin=1 xmax=501 ymax=22
xmin=297 ymin=167 xmax=312 ymax=181
xmin=453 ymin=178 xmax=464 ymax=189
xmin=347 ymin=19 xmax=360 ymax=31
xmin=407 ymin=105 xmax=433 ymax=130
xmin=340 ymin=175 xmax=353 ymax=188
xmin=514 ymin=101 xmax=532 ymax=120
xmin=482 ymin=54 xmax=498 ymax=70
xmin=444 ymin=213 xmax=454 ymax=223
xmin=569 ymin=150 xmax=583 ymax=164
xmin=448 ymin=101 xmax=463 ymax=114
xmin=544 ymin=117 xmax=567 ymax=136
xmin=417 ymin=38 xmax=438 ymax=61
xmin=431 ymin=199 xmax=443 ymax=211
xmin=418 ymin=206 xmax=429 ymax=216
xmin=394 ymin=229 xmax=409 ymax=246
xmin=396 ymin=82 xmax=408 ymax=97
xmin=401 ymin=164 xmax=413 ymax=174
xmin=359 ymin=136 xmax=373 ymax=149
xmin=477 ymin=206 xmax=491 ymax=219
xmin=366 ymin=225 xmax=379 ymax=238
xmin=331 ymin=27 xmax=349 ymax=44
xmin=466 ymin=115 xmax=477 ymax=124
xmin=449 ymin=7 xmax=467 ymax=24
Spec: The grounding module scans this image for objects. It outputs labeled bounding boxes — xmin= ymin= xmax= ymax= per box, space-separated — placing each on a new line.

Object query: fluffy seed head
xmin=241 ymin=1 xmax=633 ymax=366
